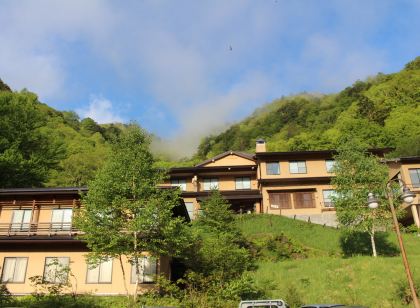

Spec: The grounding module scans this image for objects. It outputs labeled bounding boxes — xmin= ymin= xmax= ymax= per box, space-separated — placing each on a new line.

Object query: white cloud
xmin=77 ymin=96 xmax=124 ymax=124
xmin=0 ymin=0 xmax=418 ymax=156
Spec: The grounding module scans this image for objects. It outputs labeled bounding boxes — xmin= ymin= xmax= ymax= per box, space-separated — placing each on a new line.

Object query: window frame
xmin=51 ymin=208 xmax=73 ymax=231
xmin=409 ymin=168 xmax=420 ymax=188
xmin=325 ymin=159 xmax=336 ymax=173
xmin=1 ymin=257 xmax=28 ymax=284
xmin=235 ymin=177 xmax=251 ymax=190
xmin=86 ymin=259 xmax=113 ymax=284
xmin=185 ymin=202 xmax=195 ymax=220
xmin=130 ymin=256 xmax=158 ymax=284
xmin=322 ymin=189 xmax=336 ymax=208
xmin=269 ymin=192 xmax=292 ymax=209
xmin=10 ymin=209 xmax=32 ymax=231
xmin=43 ymin=257 xmax=70 ymax=284
xmin=203 ymin=178 xmax=219 ymax=191
xmin=293 ymin=191 xmax=315 ymax=208
xmin=266 ymin=162 xmax=280 ymax=175
xmin=289 ymin=161 xmax=307 ymax=174
xmin=171 ymin=179 xmax=187 ymax=191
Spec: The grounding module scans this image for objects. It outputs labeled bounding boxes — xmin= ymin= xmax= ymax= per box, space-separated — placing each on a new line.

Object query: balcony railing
xmin=0 ymin=222 xmax=80 ymax=237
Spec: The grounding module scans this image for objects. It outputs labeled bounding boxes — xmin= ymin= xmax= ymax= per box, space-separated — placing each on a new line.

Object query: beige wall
xmin=261 ymin=184 xmax=336 ymax=215
xmin=201 ymin=154 xmax=255 ymax=167
xmin=259 ymin=159 xmax=334 ymax=179
xmin=0 ymin=251 xmax=169 ymax=295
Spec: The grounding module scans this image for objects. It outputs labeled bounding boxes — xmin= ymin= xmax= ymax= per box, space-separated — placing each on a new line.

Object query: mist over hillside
xmin=194 ymin=56 xmax=420 ymax=160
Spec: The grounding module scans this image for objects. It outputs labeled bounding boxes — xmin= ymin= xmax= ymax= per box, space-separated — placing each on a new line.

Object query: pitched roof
xmin=195 ymin=150 xmax=255 ymax=167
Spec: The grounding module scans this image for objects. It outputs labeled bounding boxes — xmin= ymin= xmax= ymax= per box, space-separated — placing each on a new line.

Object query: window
xmin=11 ymin=209 xmax=32 ymax=231
xmin=203 ymin=178 xmax=219 ymax=190
xmin=130 ymin=256 xmax=157 ymax=284
xmin=51 ymin=209 xmax=72 ymax=231
xmin=86 ymin=259 xmax=113 ymax=283
xmin=43 ymin=257 xmax=70 ymax=284
xmin=1 ymin=257 xmax=28 ymax=283
xmin=409 ymin=169 xmax=420 ymax=188
xmin=293 ymin=192 xmax=315 ymax=208
xmin=266 ymin=162 xmax=280 ymax=175
xmin=171 ymin=179 xmax=187 ymax=191
xmin=325 ymin=159 xmax=336 ymax=173
xmin=269 ymin=193 xmax=292 ymax=209
xmin=289 ymin=161 xmax=307 ymax=174
xmin=235 ymin=177 xmax=251 ymax=190
xmin=323 ymin=190 xmax=336 ymax=208
xmin=185 ymin=202 xmax=195 ymax=220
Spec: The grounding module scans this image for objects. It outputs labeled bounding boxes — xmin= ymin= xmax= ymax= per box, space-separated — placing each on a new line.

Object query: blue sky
xmin=0 ymin=0 xmax=419 ymax=155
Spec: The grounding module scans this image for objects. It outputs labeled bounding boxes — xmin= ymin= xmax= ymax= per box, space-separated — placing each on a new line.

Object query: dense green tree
xmin=0 ymin=91 xmax=65 ymax=187
xmin=75 ymin=126 xmax=190 ymax=299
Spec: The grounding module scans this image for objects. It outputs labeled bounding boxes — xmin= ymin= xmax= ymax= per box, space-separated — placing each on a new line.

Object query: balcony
xmin=0 ymin=222 xmax=80 ymax=237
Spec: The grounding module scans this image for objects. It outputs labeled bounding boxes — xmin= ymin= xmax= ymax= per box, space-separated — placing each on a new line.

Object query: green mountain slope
xmin=196 ymin=57 xmax=420 ymax=159
xmin=237 ymin=215 xmax=420 ymax=307
xmin=0 ymin=84 xmax=130 ymax=188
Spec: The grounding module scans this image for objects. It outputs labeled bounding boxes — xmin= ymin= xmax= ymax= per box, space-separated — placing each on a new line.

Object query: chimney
xmin=256 ymin=139 xmax=266 ymax=153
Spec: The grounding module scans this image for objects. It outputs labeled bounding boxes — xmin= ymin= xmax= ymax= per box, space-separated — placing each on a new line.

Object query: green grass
xmin=236 ymin=214 xmax=420 ymax=307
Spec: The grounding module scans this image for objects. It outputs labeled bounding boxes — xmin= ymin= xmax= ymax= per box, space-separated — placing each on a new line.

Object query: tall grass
xmin=237 ymin=214 xmax=420 ymax=307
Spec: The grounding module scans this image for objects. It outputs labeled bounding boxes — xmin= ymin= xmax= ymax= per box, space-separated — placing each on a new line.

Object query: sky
xmin=0 ymin=0 xmax=419 ymax=156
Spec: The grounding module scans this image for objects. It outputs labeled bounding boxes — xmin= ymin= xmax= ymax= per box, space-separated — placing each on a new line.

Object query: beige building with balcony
xmin=167 ymin=140 xmax=420 ymax=228
xmin=0 ymin=188 xmax=188 ymax=295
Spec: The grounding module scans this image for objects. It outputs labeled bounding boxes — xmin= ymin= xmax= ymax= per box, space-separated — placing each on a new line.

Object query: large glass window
xmin=289 ymin=161 xmax=307 ymax=174
xmin=322 ymin=190 xmax=337 ymax=208
xmin=203 ymin=178 xmax=219 ymax=190
xmin=235 ymin=177 xmax=251 ymax=190
xmin=43 ymin=257 xmax=70 ymax=284
xmin=1 ymin=257 xmax=28 ymax=283
xmin=86 ymin=259 xmax=113 ymax=284
xmin=266 ymin=162 xmax=280 ymax=175
xmin=409 ymin=169 xmax=420 ymax=188
xmin=11 ymin=210 xmax=32 ymax=231
xmin=171 ymin=179 xmax=187 ymax=191
xmin=130 ymin=256 xmax=157 ymax=284
xmin=269 ymin=193 xmax=292 ymax=209
xmin=51 ymin=209 xmax=72 ymax=231
xmin=325 ymin=160 xmax=336 ymax=173
xmin=185 ymin=202 xmax=195 ymax=220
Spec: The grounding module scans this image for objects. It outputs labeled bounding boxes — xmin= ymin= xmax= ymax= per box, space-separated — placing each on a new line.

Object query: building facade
xmin=167 ymin=140 xmax=420 ymax=228
xmin=0 ymin=188 xmax=188 ymax=295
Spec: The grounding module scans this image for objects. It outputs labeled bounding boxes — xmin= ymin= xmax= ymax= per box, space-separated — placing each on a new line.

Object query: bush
xmin=395 ymin=278 xmax=420 ymax=305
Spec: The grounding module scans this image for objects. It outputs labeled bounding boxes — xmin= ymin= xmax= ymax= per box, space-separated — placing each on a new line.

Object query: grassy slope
xmin=237 ymin=214 xmax=420 ymax=308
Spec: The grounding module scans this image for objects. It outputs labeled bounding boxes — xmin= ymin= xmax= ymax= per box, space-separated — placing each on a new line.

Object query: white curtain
xmin=1 ymin=257 xmax=27 ymax=283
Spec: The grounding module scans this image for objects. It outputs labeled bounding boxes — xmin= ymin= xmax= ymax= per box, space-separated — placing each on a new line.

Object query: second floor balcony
xmin=0 ymin=222 xmax=80 ymax=237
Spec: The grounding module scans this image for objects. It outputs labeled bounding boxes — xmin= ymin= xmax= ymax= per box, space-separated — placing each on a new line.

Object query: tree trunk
xmin=119 ymin=255 xmax=129 ymax=298
xmin=370 ymin=227 xmax=377 ymax=257
xmin=134 ymin=231 xmax=139 ymax=303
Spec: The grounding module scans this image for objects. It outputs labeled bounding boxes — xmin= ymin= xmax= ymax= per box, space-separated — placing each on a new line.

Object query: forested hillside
xmin=196 ymin=57 xmax=420 ymax=159
xmin=0 ymin=83 xmax=130 ymax=188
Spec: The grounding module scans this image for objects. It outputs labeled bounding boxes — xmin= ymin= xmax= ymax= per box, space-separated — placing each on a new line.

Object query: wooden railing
xmin=0 ymin=222 xmax=81 ymax=237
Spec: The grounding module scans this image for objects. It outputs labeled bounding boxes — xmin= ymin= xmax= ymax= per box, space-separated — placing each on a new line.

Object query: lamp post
xmin=367 ymin=179 xmax=419 ymax=308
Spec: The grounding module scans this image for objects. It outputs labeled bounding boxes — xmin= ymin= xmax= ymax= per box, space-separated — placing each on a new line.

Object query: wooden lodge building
xmin=166 ymin=140 xmax=420 ymax=228
xmin=0 ymin=187 xmax=189 ymax=295
xmin=0 ymin=140 xmax=419 ymax=295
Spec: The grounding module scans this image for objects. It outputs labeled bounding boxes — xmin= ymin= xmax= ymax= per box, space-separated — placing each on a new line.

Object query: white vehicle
xmin=239 ymin=299 xmax=289 ymax=308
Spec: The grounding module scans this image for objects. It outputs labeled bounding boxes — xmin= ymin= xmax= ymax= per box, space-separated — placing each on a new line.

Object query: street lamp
xmin=367 ymin=180 xmax=419 ymax=308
